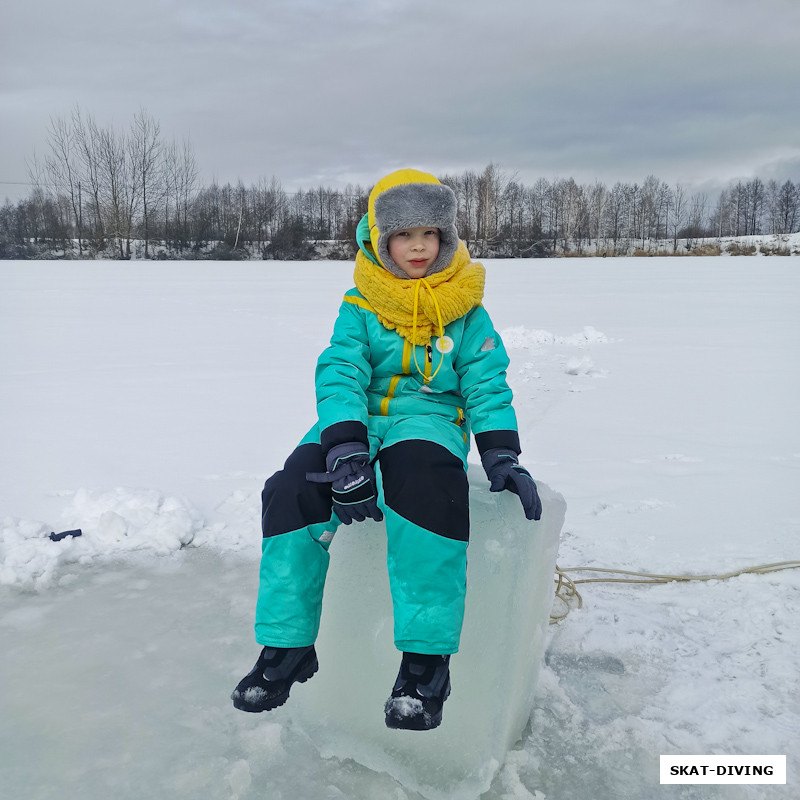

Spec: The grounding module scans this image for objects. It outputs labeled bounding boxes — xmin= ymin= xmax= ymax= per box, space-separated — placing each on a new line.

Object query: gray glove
xmin=306 ymin=442 xmax=383 ymax=525
xmin=481 ymin=448 xmax=542 ymax=521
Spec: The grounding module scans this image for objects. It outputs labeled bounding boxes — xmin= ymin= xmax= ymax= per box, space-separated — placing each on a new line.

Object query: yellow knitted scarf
xmin=353 ymin=240 xmax=485 ymax=346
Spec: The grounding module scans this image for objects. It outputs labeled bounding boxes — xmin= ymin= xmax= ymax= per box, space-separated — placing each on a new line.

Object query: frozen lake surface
xmin=1 ymin=257 xmax=798 ymax=799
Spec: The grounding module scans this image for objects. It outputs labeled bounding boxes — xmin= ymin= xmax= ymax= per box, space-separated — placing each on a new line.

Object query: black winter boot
xmin=384 ymin=652 xmax=451 ymax=731
xmin=231 ymin=645 xmax=318 ymax=713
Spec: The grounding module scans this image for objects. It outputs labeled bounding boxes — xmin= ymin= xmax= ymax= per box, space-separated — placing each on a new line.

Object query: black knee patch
xmin=262 ymin=443 xmax=333 ymax=538
xmin=378 ymin=440 xmax=469 ymax=542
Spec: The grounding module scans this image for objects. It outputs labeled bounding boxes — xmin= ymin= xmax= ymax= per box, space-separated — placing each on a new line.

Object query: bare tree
xmin=131 ymin=110 xmax=163 ymax=258
xmin=475 ymin=163 xmax=507 ymax=253
xmin=527 ymin=179 xmax=547 ymax=246
xmin=555 ymin=178 xmax=587 ymax=253
xmin=73 ymin=109 xmax=108 ymax=249
xmin=163 ymin=137 xmax=198 ymax=251
xmin=670 ymin=183 xmax=688 ymax=252
xmin=746 ymin=178 xmax=765 ymax=235
xmin=38 ymin=115 xmax=83 ymax=254
xmin=769 ymin=180 xmax=799 ymax=234
xmin=252 ymin=176 xmax=287 ymax=245
xmin=587 ymin=181 xmax=607 ymax=251
xmin=94 ymin=122 xmax=139 ymax=257
xmin=686 ymin=192 xmax=709 ymax=246
xmin=337 ymin=181 xmax=366 ymax=243
xmin=604 ymin=183 xmax=629 ymax=254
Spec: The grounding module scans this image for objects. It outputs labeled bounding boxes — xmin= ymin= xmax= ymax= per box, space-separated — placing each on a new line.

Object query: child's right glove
xmin=306 ymin=442 xmax=384 ymax=525
xmin=480 ymin=448 xmax=542 ymax=521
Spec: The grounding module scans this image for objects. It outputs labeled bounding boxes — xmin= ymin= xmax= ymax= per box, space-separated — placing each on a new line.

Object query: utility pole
xmin=78 ymin=181 xmax=83 ymax=257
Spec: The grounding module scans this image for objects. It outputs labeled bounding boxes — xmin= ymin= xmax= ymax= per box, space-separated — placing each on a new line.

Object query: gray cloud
xmin=2 ymin=0 xmax=799 ymax=203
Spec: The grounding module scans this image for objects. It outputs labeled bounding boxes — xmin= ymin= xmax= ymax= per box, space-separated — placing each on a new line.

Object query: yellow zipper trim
xmin=380 ymin=375 xmax=401 ymax=416
xmin=380 ymin=341 xmax=415 ymax=416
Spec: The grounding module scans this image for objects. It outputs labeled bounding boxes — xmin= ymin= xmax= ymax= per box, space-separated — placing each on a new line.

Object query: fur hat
xmin=367 ymin=169 xmax=459 ymax=279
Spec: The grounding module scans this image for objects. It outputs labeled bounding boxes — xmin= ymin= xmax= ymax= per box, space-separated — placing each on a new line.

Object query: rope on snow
xmin=550 ymin=560 xmax=800 ymax=624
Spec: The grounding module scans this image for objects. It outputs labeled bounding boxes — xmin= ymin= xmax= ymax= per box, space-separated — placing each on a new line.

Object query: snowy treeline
xmin=2 ymin=108 xmax=799 ymax=260
xmin=441 ymin=167 xmax=800 ymax=257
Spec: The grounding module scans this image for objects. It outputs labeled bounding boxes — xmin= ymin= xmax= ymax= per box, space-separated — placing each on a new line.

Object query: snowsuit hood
xmin=359 ymin=169 xmax=459 ymax=279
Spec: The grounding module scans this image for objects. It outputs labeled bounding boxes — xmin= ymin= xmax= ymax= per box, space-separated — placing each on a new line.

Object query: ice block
xmin=289 ymin=466 xmax=565 ymax=799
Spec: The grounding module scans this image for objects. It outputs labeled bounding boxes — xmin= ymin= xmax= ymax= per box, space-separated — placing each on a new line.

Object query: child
xmin=232 ymin=168 xmax=541 ymax=731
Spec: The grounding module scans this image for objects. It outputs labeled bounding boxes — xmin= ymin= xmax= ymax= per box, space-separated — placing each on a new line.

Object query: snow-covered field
xmin=1 ymin=258 xmax=798 ymax=799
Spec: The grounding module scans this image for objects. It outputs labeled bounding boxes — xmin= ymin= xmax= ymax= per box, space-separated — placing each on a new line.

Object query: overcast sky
xmin=2 ymin=0 xmax=799 ymax=203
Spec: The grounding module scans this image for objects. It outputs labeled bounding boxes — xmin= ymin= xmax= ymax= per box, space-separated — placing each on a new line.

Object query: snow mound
xmin=501 ymin=325 xmax=610 ymax=348
xmin=1 ymin=487 xmax=202 ymax=588
xmin=193 ymin=486 xmax=262 ymax=557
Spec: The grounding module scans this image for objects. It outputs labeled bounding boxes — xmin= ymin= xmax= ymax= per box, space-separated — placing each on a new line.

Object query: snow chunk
xmin=385 ymin=695 xmax=424 ymax=717
xmin=565 ymin=355 xmax=607 ymax=377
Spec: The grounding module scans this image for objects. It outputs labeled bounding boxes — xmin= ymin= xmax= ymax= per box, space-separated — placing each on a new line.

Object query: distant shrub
xmin=726 ymin=242 xmax=757 ymax=256
xmin=203 ymin=243 xmax=248 ymax=261
xmin=689 ymin=244 xmax=722 ymax=256
xmin=309 ymin=240 xmax=357 ymax=260
xmin=0 ymin=241 xmax=35 ymax=259
xmin=632 ymin=248 xmax=681 ymax=257
xmin=759 ymin=242 xmax=791 ymax=256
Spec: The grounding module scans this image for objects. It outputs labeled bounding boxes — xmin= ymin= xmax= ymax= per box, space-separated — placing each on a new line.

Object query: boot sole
xmin=384 ymin=707 xmax=442 ymax=731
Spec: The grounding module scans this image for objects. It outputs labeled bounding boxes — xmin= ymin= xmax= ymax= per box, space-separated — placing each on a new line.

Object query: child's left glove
xmin=480 ymin=448 xmax=542 ymax=521
xmin=306 ymin=442 xmax=384 ymax=525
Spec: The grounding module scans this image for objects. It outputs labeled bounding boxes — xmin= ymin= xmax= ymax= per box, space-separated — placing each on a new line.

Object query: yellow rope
xmin=549 ymin=560 xmax=800 ymax=624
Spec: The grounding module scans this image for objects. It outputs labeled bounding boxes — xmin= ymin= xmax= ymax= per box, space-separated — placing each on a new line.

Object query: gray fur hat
xmin=368 ymin=169 xmax=459 ymax=279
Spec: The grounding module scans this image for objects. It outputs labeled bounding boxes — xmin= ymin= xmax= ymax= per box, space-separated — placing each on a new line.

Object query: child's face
xmin=387 ymin=226 xmax=441 ymax=279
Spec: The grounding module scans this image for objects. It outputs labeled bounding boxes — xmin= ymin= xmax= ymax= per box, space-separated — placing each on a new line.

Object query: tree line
xmin=2 ymin=108 xmax=799 ymax=260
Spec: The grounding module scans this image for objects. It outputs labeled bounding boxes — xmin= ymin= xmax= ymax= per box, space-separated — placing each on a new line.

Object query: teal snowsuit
xmin=255 ymin=287 xmax=521 ymax=655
